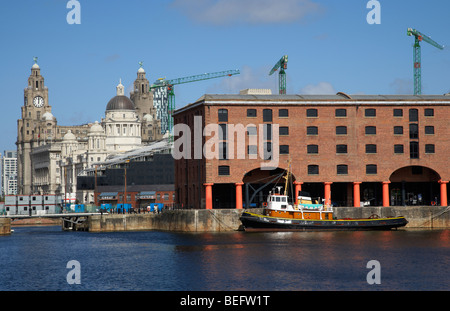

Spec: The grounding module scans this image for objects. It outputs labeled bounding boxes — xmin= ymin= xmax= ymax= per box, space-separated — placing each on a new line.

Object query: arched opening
xmin=243 ymin=167 xmax=295 ymax=208
xmin=389 ymin=166 xmax=441 ymax=206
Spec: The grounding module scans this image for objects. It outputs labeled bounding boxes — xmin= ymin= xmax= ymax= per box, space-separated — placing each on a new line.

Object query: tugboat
xmin=240 ymin=164 xmax=408 ymax=232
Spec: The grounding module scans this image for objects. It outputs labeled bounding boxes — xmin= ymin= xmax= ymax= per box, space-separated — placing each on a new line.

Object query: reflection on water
xmin=0 ymin=226 xmax=448 ymax=290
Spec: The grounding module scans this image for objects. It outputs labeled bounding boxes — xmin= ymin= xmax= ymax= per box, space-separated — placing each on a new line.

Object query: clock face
xmin=33 ymin=96 xmax=44 ymax=108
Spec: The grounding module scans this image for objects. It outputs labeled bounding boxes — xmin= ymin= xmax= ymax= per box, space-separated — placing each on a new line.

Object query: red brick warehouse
xmin=173 ymin=92 xmax=450 ymax=210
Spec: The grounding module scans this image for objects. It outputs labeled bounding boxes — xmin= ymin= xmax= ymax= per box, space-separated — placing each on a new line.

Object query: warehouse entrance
xmin=389 ymin=166 xmax=441 ymax=206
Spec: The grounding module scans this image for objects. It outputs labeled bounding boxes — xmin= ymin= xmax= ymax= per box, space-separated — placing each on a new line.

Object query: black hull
xmin=240 ymin=212 xmax=408 ymax=232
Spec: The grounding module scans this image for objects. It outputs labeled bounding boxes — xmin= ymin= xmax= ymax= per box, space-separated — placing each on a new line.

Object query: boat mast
xmin=283 ymin=159 xmax=291 ymax=196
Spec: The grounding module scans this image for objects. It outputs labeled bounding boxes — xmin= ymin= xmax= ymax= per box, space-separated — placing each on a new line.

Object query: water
xmin=0 ymin=226 xmax=448 ymax=291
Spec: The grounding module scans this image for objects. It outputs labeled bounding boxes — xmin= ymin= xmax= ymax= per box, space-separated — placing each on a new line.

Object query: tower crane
xmin=269 ymin=55 xmax=288 ymax=94
xmin=407 ymin=28 xmax=444 ymax=95
xmin=150 ymin=69 xmax=240 ymax=140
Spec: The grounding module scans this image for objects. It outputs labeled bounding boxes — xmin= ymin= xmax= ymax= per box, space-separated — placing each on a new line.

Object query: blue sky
xmin=1 ymin=0 xmax=450 ymax=154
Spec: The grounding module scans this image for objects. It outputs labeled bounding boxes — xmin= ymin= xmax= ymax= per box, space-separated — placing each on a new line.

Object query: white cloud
xmin=171 ymin=0 xmax=323 ymax=25
xmin=300 ymin=82 xmax=336 ymax=95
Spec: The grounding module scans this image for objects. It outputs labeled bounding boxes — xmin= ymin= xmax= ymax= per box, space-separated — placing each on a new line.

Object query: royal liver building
xmin=16 ymin=59 xmax=162 ymax=201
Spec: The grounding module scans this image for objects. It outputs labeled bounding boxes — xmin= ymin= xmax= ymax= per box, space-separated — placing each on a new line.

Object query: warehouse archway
xmin=389 ymin=166 xmax=441 ymax=206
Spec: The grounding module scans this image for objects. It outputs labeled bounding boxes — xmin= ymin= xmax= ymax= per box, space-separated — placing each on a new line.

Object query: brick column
xmin=353 ymin=182 xmax=361 ymax=207
xmin=204 ymin=183 xmax=214 ymax=210
xmin=235 ymin=182 xmax=244 ymax=209
xmin=382 ymin=181 xmax=391 ymax=207
xmin=293 ymin=181 xmax=303 ymax=205
xmin=439 ymin=180 xmax=448 ymax=207
xmin=324 ymin=182 xmax=332 ymax=206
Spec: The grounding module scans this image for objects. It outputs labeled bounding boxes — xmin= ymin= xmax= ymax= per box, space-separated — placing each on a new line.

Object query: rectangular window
xmin=336 ymin=126 xmax=347 ymax=135
xmin=366 ymin=164 xmax=377 ymax=175
xmin=247 ymin=126 xmax=257 ymax=136
xmin=218 ymin=109 xmax=228 ymax=122
xmin=219 ymin=142 xmax=228 ymax=160
xmin=365 ymin=126 xmax=376 ymax=135
xmin=308 ymin=165 xmax=319 ymax=175
xmin=307 ymin=144 xmax=318 ymax=154
xmin=335 ymin=109 xmax=347 ymax=117
xmin=424 ymin=108 xmax=434 ymax=117
xmin=247 ymin=145 xmax=257 ymax=155
xmin=409 ymin=109 xmax=418 ymax=122
xmin=306 ymin=109 xmax=318 ymax=117
xmin=279 ymin=109 xmax=289 ymax=117
xmin=280 ymin=145 xmax=289 ymax=154
xmin=218 ymin=166 xmax=230 ymax=176
xmin=279 ymin=126 xmax=289 ymax=136
xmin=337 ymin=165 xmax=348 ymax=175
xmin=394 ymin=144 xmax=404 ymax=154
xmin=425 ymin=144 xmax=435 ymax=154
xmin=263 ymin=109 xmax=272 ymax=122
xmin=307 ymin=126 xmax=318 ymax=135
xmin=247 ymin=109 xmax=257 ymax=117
xmin=410 ymin=141 xmax=419 ymax=159
xmin=365 ymin=108 xmax=376 ymax=117
xmin=366 ymin=144 xmax=377 ymax=154
xmin=409 ymin=124 xmax=419 ymax=139
xmin=393 ymin=109 xmax=403 ymax=117
xmin=393 ymin=126 xmax=403 ymax=135
xmin=219 ymin=124 xmax=227 ymax=140
xmin=263 ymin=124 xmax=272 ymax=140
xmin=336 ymin=144 xmax=348 ymax=154
xmin=425 ymin=126 xmax=434 ymax=135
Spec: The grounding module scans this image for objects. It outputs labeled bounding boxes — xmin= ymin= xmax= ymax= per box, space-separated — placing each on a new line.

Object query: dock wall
xmin=86 ymin=206 xmax=450 ymax=233
xmin=0 ymin=218 xmax=11 ymax=235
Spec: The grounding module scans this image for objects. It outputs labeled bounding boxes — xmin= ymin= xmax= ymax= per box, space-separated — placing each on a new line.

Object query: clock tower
xmin=17 ymin=58 xmax=53 ymax=194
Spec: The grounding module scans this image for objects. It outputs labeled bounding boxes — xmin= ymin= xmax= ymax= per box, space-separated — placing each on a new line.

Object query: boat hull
xmin=240 ymin=212 xmax=408 ymax=232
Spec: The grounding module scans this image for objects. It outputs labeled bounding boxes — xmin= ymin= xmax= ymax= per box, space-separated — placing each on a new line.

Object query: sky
xmin=1 ymin=0 xmax=450 ymax=155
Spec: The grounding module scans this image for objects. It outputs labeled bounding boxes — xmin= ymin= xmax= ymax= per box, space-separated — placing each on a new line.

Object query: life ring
xmin=262 ymin=202 xmax=268 ymax=207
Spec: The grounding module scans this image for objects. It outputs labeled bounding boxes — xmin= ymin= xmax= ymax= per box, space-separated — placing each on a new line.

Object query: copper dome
xmin=106 ymin=95 xmax=135 ymax=111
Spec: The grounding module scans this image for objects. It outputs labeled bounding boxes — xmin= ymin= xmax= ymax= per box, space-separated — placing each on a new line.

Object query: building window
xmin=307 ymin=126 xmax=318 ymax=135
xmin=164 ymin=193 xmax=169 ymax=200
xmin=336 ymin=144 xmax=348 ymax=154
xmin=410 ymin=141 xmax=419 ymax=159
xmin=409 ymin=124 xmax=419 ymax=139
xmin=365 ymin=126 xmax=376 ymax=135
xmin=366 ymin=144 xmax=377 ymax=154
xmin=279 ymin=109 xmax=289 ymax=117
xmin=264 ymin=142 xmax=272 ymax=160
xmin=280 ymin=145 xmax=289 ymax=154
xmin=218 ymin=109 xmax=228 ymax=122
xmin=247 ymin=145 xmax=257 ymax=155
xmin=308 ymin=165 xmax=319 ymax=175
xmin=247 ymin=109 xmax=257 ymax=117
xmin=218 ymin=166 xmax=230 ymax=176
xmin=247 ymin=126 xmax=257 ymax=136
xmin=425 ymin=126 xmax=434 ymax=135
xmin=424 ymin=108 xmax=434 ymax=117
xmin=279 ymin=126 xmax=289 ymax=136
xmin=365 ymin=108 xmax=376 ymax=117
xmin=307 ymin=144 xmax=318 ymax=154
xmin=306 ymin=109 xmax=318 ymax=118
xmin=219 ymin=142 xmax=228 ymax=160
xmin=393 ymin=109 xmax=403 ymax=117
xmin=219 ymin=124 xmax=227 ymax=140
xmin=263 ymin=109 xmax=272 ymax=122
xmin=394 ymin=144 xmax=404 ymax=154
xmin=336 ymin=126 xmax=347 ymax=135
xmin=393 ymin=126 xmax=403 ymax=135
xmin=335 ymin=109 xmax=347 ymax=117
xmin=425 ymin=144 xmax=435 ymax=154
xmin=409 ymin=109 xmax=418 ymax=122
xmin=337 ymin=165 xmax=348 ymax=175
xmin=263 ymin=124 xmax=272 ymax=140
xmin=366 ymin=164 xmax=377 ymax=175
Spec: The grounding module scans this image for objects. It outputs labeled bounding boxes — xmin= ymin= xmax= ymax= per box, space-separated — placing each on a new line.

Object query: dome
xmin=63 ymin=130 xmax=76 ymax=141
xmin=138 ymin=67 xmax=145 ymax=73
xmin=32 ymin=63 xmax=40 ymax=69
xmin=42 ymin=112 xmax=54 ymax=121
xmin=106 ymin=95 xmax=135 ymax=111
xmin=90 ymin=121 xmax=104 ymax=133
